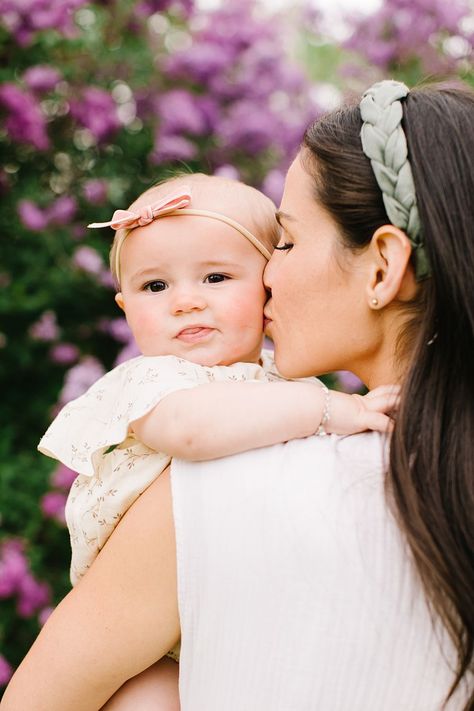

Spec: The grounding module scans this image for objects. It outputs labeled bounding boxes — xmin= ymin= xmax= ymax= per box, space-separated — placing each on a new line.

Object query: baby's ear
xmin=115 ymin=292 xmax=125 ymax=311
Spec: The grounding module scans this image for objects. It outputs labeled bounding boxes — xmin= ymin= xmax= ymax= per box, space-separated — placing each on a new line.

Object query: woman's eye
xmin=205 ymin=273 xmax=228 ymax=284
xmin=144 ymin=280 xmax=167 ymax=292
xmin=274 ymin=242 xmax=293 ymax=251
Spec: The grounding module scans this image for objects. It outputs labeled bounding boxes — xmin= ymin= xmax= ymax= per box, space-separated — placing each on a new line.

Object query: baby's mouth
xmin=176 ymin=326 xmax=215 ymax=343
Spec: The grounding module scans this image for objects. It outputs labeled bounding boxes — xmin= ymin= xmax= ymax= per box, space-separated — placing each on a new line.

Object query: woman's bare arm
xmin=0 ymin=468 xmax=179 ymax=711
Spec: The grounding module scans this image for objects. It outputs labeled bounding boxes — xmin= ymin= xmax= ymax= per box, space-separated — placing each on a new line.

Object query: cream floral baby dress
xmin=38 ymin=350 xmax=283 ymax=586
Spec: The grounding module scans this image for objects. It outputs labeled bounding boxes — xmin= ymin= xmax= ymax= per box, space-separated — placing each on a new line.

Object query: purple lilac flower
xmin=0 ymin=540 xmax=28 ymax=598
xmin=70 ymin=87 xmax=120 ymax=142
xmin=214 ymin=164 xmax=240 ymax=180
xmin=72 ymin=246 xmax=104 ymax=276
xmin=38 ymin=606 xmax=54 ymax=626
xmin=336 ymin=371 xmax=364 ymax=394
xmin=29 ymin=310 xmax=59 ymax=342
xmin=98 ymin=270 xmax=115 ymax=289
xmin=0 ymin=654 xmax=13 ymax=687
xmin=83 ymin=179 xmax=108 ymax=205
xmin=345 ymin=0 xmax=472 ymax=73
xmin=23 ymin=65 xmax=61 ymax=93
xmin=134 ymin=0 xmax=193 ymax=19
xmin=50 ymin=463 xmax=77 ymax=490
xmin=40 ymin=491 xmax=67 ymax=524
xmin=151 ymin=133 xmax=197 ymax=163
xmin=72 ymin=225 xmax=87 ymax=240
xmin=0 ymin=0 xmax=88 ymax=46
xmin=99 ymin=317 xmax=133 ymax=344
xmin=155 ymin=89 xmax=210 ymax=136
xmin=261 ymin=169 xmax=285 ymax=204
xmin=218 ymin=100 xmax=278 ymax=154
xmin=157 ymin=0 xmax=312 ymax=170
xmin=16 ymin=573 xmax=50 ymax=617
xmin=163 ymin=42 xmax=232 ymax=84
xmin=59 ymin=356 xmax=105 ymax=404
xmin=47 ymin=195 xmax=78 ymax=225
xmin=18 ymin=200 xmax=49 ymax=231
xmin=114 ymin=339 xmax=141 ymax=366
xmin=49 ymin=342 xmax=80 ymax=365
xmin=0 ymin=83 xmax=49 ymax=150
xmin=0 ymin=539 xmax=51 ymax=618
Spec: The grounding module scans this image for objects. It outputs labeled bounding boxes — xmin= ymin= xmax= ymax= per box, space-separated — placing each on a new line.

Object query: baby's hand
xmin=326 ymin=384 xmax=400 ymax=435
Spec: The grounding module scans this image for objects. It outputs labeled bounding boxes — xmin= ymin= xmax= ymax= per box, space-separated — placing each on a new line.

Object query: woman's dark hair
xmin=303 ymin=85 xmax=474 ymax=708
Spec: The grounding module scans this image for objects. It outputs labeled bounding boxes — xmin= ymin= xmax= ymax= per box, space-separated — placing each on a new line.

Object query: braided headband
xmin=360 ymin=80 xmax=430 ymax=280
xmin=88 ymin=186 xmax=272 ymax=283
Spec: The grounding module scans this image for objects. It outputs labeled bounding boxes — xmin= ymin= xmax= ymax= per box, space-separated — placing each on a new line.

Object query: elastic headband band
xmin=87 ymin=186 xmax=272 ymax=284
xmin=359 ymin=80 xmax=430 ymax=280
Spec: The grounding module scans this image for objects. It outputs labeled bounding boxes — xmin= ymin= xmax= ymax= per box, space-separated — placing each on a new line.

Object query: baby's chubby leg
xmin=101 ymin=657 xmax=180 ymax=711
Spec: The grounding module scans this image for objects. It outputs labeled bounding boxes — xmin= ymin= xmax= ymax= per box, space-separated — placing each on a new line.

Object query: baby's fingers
xmin=364 ymin=384 xmax=401 ymax=400
xmin=363 ymin=411 xmax=395 ymax=433
xmin=364 ymin=391 xmax=400 ymax=414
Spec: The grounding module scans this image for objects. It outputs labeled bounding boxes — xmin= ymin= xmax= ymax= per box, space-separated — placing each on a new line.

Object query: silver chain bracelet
xmin=316 ymin=381 xmax=331 ymax=436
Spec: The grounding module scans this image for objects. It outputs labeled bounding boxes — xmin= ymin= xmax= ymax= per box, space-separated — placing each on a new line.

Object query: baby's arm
xmin=132 ymin=380 xmax=398 ymax=461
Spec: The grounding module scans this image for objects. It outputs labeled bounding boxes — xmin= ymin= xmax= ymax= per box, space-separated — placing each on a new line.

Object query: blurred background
xmin=0 ymin=0 xmax=472 ymax=688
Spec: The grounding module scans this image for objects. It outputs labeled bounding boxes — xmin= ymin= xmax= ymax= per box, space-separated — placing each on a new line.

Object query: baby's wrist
xmin=315 ymin=382 xmax=331 ymax=436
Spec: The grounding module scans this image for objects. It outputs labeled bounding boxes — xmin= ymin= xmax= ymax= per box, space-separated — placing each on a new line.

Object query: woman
xmin=2 ymin=80 xmax=473 ymax=710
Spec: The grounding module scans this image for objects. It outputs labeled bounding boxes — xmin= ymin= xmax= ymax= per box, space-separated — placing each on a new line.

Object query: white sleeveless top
xmin=171 ymin=432 xmax=469 ymax=710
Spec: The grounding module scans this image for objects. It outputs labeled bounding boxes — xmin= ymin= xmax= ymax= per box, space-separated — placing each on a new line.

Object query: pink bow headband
xmin=88 ymin=186 xmax=272 ymax=283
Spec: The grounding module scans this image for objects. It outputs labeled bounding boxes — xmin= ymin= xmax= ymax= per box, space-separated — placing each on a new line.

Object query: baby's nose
xmin=171 ymin=287 xmax=207 ymax=314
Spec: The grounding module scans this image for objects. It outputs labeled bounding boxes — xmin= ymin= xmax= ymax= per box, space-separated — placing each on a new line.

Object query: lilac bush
xmin=345 ymin=0 xmax=473 ymax=77
xmin=0 ymin=84 xmax=50 ymax=150
xmin=0 ymin=0 xmax=88 ymax=45
xmin=1 ymin=2 xmax=318 ymax=677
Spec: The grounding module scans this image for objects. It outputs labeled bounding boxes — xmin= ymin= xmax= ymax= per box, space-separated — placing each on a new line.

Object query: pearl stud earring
xmin=371 ymin=298 xmax=379 ymax=306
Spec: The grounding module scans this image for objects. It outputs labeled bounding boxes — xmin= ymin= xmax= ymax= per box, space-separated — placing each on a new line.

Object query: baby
xmin=38 ymin=173 xmax=396 ymax=709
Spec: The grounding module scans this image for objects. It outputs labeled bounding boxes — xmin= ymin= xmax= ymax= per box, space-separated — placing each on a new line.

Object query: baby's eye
xmin=274 ymin=241 xmax=293 ymax=252
xmin=205 ymin=273 xmax=229 ymax=284
xmin=144 ymin=280 xmax=167 ymax=292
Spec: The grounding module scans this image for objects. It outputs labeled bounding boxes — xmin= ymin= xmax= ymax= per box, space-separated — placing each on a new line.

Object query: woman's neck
xmin=353 ymin=315 xmax=409 ymax=390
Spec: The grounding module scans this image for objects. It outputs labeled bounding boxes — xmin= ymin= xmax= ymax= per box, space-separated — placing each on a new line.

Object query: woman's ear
xmin=366 ymin=225 xmax=417 ymax=309
xmin=115 ymin=292 xmax=125 ymax=311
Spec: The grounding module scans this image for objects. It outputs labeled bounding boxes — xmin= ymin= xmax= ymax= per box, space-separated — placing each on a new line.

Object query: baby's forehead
xmin=131 ymin=177 xmax=263 ymax=216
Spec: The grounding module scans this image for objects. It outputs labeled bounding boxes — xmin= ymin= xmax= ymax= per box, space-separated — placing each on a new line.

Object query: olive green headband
xmin=360 ymin=80 xmax=430 ymax=280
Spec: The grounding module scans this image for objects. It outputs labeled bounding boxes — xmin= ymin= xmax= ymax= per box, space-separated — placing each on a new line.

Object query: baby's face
xmin=115 ymin=215 xmax=268 ymax=366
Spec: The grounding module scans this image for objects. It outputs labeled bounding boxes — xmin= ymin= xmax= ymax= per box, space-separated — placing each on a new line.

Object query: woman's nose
xmin=170 ymin=287 xmax=207 ymax=315
xmin=263 ymin=257 xmax=274 ymax=292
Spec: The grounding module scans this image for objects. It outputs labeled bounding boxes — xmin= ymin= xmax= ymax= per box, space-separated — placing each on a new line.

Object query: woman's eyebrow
xmin=275 ymin=210 xmax=296 ymax=226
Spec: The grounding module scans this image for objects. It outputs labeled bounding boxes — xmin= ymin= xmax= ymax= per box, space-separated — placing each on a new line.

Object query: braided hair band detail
xmin=359 ymin=80 xmax=430 ymax=280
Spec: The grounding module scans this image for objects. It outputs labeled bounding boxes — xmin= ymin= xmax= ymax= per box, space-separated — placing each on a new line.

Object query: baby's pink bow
xmin=88 ymin=187 xmax=192 ymax=230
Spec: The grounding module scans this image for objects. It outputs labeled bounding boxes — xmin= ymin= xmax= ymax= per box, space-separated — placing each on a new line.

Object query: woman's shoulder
xmin=241 ymin=430 xmax=388 ymax=476
xmin=172 ymin=431 xmax=390 ymax=527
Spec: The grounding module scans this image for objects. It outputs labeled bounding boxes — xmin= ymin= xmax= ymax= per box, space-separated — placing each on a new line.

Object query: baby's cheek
xmin=229 ymin=292 xmax=265 ymax=331
xmin=127 ymin=312 xmax=161 ymax=348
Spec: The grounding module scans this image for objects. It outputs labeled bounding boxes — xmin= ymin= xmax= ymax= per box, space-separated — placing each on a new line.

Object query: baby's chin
xmin=142 ymin=340 xmax=264 ymax=367
xmin=141 ymin=346 xmax=229 ymax=368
